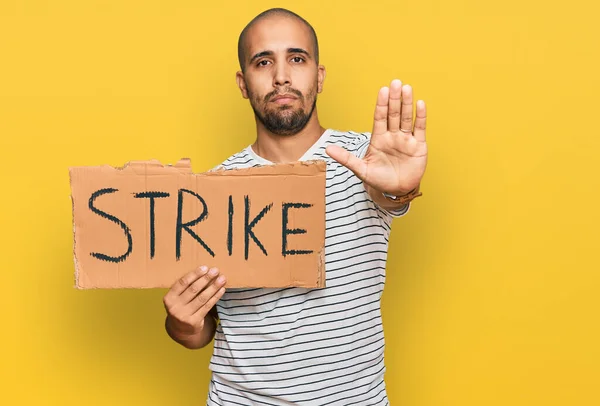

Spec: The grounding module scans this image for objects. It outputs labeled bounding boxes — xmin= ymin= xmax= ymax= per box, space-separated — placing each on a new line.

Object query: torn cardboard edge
xmin=93 ymin=157 xmax=326 ymax=176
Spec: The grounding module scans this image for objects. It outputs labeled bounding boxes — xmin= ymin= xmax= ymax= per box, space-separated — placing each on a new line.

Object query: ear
xmin=317 ymin=65 xmax=326 ymax=94
xmin=236 ymin=71 xmax=249 ymax=99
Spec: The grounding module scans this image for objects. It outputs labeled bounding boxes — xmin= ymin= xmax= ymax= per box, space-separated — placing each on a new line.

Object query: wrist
xmin=381 ymin=184 xmax=422 ymax=205
xmin=166 ymin=314 xmax=213 ymax=349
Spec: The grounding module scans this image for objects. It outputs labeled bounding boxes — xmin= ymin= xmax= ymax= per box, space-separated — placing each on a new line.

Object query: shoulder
xmin=208 ymin=147 xmax=254 ymax=172
xmin=327 ymin=129 xmax=372 ymax=159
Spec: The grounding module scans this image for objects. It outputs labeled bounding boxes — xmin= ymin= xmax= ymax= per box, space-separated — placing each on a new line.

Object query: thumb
xmin=325 ymin=145 xmax=367 ymax=181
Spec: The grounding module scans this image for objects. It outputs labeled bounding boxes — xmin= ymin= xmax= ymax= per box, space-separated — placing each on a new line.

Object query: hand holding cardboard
xmin=163 ymin=265 xmax=225 ymax=349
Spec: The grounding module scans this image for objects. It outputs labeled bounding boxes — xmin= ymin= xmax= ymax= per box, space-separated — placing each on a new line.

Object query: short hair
xmin=237 ymin=8 xmax=319 ymax=72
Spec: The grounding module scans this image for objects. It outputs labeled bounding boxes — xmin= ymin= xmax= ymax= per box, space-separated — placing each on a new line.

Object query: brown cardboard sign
xmin=69 ymin=158 xmax=326 ymax=289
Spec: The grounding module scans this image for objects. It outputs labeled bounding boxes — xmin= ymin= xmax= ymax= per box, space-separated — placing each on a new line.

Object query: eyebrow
xmin=249 ymin=48 xmax=311 ymax=64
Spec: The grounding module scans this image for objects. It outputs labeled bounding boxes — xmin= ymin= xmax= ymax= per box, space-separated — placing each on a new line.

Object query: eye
xmin=257 ymin=60 xmax=271 ymax=67
xmin=291 ymin=56 xmax=305 ymax=63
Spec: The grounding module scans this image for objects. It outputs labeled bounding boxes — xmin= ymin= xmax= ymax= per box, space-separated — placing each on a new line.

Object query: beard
xmin=249 ymin=85 xmax=317 ymax=136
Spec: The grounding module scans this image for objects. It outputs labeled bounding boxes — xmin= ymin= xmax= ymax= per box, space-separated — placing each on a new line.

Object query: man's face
xmin=237 ymin=16 xmax=325 ymax=136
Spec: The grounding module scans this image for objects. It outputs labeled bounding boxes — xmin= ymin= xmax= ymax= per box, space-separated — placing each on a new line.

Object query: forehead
xmin=244 ymin=16 xmax=314 ymax=57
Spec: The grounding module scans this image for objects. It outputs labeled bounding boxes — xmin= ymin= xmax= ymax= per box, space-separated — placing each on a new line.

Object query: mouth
xmin=271 ymin=94 xmax=298 ymax=104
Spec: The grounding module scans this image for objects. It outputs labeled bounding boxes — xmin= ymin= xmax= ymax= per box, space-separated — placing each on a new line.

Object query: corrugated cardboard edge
xmin=209 ymin=159 xmax=326 ymax=176
xmin=69 ymin=167 xmax=81 ymax=289
xmin=317 ymin=245 xmax=326 ymax=288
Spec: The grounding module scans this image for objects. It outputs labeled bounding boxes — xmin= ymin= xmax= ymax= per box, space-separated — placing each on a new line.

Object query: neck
xmin=252 ymin=110 xmax=326 ymax=163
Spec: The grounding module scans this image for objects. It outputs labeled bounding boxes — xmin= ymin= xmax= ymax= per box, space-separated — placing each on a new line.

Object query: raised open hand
xmin=326 ymin=79 xmax=427 ymax=196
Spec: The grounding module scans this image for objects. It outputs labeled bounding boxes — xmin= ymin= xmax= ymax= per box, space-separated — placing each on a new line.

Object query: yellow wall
xmin=1 ymin=1 xmax=598 ymax=405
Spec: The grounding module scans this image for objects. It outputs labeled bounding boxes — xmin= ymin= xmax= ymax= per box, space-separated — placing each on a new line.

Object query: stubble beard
xmin=249 ymin=85 xmax=318 ymax=136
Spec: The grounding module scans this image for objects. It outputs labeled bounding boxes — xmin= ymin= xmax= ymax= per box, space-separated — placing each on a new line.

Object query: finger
xmin=180 ymin=267 xmax=220 ymax=305
xmin=387 ymin=80 xmax=402 ymax=133
xmin=400 ymin=84 xmax=414 ymax=133
xmin=189 ymin=277 xmax=227 ymax=317
xmin=325 ymin=145 xmax=367 ymax=181
xmin=372 ymin=86 xmax=389 ymax=136
xmin=413 ymin=100 xmax=427 ymax=142
xmin=166 ymin=265 xmax=209 ymax=298
xmin=192 ymin=285 xmax=226 ymax=319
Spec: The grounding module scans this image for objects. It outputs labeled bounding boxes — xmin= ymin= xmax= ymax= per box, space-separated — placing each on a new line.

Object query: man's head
xmin=236 ymin=8 xmax=326 ymax=136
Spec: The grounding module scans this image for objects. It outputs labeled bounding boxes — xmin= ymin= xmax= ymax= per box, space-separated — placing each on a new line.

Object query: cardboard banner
xmin=69 ymin=158 xmax=326 ymax=289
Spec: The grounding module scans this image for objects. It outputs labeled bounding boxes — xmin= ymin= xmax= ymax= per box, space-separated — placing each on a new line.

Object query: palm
xmin=326 ymin=80 xmax=428 ymax=195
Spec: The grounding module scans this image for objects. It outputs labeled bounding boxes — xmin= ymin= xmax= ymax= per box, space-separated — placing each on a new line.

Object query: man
xmin=163 ymin=7 xmax=428 ymax=405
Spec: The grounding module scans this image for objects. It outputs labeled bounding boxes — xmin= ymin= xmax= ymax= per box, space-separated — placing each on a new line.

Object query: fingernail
xmin=208 ymin=267 xmax=219 ymax=276
xmin=217 ymin=275 xmax=226 ymax=284
xmin=200 ymin=265 xmax=208 ymax=272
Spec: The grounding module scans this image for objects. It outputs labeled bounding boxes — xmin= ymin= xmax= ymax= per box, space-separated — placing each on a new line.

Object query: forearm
xmin=165 ymin=313 xmax=217 ymax=350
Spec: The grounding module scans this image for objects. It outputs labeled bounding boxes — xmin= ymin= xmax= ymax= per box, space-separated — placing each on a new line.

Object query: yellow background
xmin=1 ymin=1 xmax=598 ymax=405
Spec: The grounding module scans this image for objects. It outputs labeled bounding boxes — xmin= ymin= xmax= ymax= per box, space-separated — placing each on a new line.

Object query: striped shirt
xmin=207 ymin=129 xmax=410 ymax=405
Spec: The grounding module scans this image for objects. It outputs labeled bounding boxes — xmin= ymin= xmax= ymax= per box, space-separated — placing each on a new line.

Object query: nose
xmin=273 ymin=61 xmax=291 ymax=88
